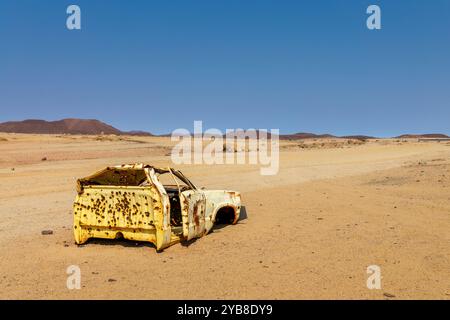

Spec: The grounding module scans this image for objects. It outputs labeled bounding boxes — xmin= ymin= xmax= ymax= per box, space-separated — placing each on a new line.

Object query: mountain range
xmin=0 ymin=118 xmax=448 ymax=139
xmin=0 ymin=119 xmax=153 ymax=136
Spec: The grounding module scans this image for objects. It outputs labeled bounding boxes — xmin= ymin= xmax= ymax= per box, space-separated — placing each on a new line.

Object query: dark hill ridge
xmin=0 ymin=119 xmax=448 ymax=139
xmin=0 ymin=119 xmax=152 ymax=136
xmin=279 ymin=132 xmax=337 ymax=140
xmin=166 ymin=131 xmax=375 ymax=140
xmin=395 ymin=133 xmax=450 ymax=139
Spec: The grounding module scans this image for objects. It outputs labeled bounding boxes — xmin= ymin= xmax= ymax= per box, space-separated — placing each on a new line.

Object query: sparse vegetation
xmin=281 ymin=138 xmax=366 ymax=150
xmin=94 ymin=135 xmax=118 ymax=142
xmin=93 ymin=135 xmax=148 ymax=144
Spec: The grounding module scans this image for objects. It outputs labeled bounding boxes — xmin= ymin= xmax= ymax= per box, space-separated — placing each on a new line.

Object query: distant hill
xmin=125 ymin=130 xmax=153 ymax=137
xmin=279 ymin=133 xmax=378 ymax=140
xmin=395 ymin=133 xmax=450 ymax=139
xmin=1 ymin=119 xmax=446 ymax=140
xmin=159 ymin=131 xmax=378 ymax=139
xmin=340 ymin=135 xmax=376 ymax=140
xmin=0 ymin=119 xmax=152 ymax=136
xmin=279 ymin=132 xmax=336 ymax=140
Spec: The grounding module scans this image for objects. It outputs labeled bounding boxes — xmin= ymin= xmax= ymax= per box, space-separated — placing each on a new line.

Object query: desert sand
xmin=0 ymin=133 xmax=449 ymax=299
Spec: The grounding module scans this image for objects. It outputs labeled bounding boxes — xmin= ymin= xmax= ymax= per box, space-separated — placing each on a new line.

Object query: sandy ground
xmin=0 ymin=133 xmax=449 ymax=299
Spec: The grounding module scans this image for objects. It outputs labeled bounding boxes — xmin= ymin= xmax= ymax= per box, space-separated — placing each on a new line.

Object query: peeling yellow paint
xmin=73 ymin=164 xmax=241 ymax=250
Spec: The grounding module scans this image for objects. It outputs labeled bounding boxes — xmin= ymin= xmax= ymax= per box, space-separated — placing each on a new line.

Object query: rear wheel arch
xmin=213 ymin=204 xmax=239 ymax=225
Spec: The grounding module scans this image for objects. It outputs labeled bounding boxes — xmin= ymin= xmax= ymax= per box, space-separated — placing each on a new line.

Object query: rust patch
xmin=193 ymin=203 xmax=200 ymax=227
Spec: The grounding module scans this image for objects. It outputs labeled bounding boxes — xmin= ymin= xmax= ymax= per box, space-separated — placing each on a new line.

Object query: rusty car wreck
xmin=73 ymin=164 xmax=241 ymax=250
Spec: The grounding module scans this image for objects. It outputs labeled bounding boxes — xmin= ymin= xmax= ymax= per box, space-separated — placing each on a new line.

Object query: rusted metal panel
xmin=203 ymin=190 xmax=241 ymax=233
xmin=73 ymin=163 xmax=241 ymax=250
xmin=147 ymin=168 xmax=172 ymax=249
xmin=180 ymin=190 xmax=206 ymax=240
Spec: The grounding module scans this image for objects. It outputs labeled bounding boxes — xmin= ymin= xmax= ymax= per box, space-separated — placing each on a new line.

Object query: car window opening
xmin=156 ymin=172 xmax=190 ymax=228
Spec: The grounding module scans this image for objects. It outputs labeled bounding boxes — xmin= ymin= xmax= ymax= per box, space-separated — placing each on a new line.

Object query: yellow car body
xmin=73 ymin=164 xmax=241 ymax=250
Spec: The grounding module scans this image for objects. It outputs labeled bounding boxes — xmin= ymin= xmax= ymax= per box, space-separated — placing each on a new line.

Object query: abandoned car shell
xmin=73 ymin=164 xmax=241 ymax=250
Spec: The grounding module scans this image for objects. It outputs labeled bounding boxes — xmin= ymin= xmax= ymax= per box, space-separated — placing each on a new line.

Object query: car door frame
xmin=146 ymin=168 xmax=173 ymax=250
xmin=170 ymin=169 xmax=207 ymax=241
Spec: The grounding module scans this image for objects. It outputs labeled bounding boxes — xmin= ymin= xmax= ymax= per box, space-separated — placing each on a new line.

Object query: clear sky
xmin=1 ymin=0 xmax=449 ymax=136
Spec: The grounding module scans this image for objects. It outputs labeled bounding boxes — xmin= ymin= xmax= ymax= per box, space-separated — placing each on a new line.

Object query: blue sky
xmin=1 ymin=0 xmax=449 ymax=136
